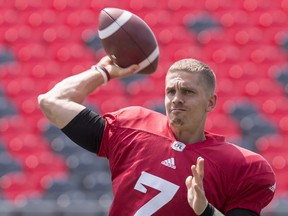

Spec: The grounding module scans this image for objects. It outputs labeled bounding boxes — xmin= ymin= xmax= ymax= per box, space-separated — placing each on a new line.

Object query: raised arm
xmin=38 ymin=56 xmax=139 ymax=128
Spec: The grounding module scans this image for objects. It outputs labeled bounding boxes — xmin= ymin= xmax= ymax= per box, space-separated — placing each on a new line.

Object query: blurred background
xmin=0 ymin=0 xmax=287 ymax=215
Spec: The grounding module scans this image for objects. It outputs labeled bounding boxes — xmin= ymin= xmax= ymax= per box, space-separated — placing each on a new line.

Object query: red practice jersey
xmin=98 ymin=106 xmax=275 ymax=216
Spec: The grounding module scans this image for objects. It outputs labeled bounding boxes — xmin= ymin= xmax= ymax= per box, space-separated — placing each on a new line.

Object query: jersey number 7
xmin=134 ymin=171 xmax=180 ymax=216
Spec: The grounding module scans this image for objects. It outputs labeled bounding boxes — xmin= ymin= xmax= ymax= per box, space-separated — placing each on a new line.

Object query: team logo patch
xmin=171 ymin=141 xmax=186 ymax=152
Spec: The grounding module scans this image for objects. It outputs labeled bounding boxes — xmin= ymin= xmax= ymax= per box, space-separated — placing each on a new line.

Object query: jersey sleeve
xmin=61 ymin=108 xmax=105 ymax=153
xmin=224 ymin=159 xmax=276 ymax=214
xmin=97 ymin=110 xmax=119 ymax=158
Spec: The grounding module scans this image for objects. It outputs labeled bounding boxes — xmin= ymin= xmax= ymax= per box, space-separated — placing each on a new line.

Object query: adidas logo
xmin=269 ymin=182 xmax=276 ymax=192
xmin=161 ymin=157 xmax=176 ymax=169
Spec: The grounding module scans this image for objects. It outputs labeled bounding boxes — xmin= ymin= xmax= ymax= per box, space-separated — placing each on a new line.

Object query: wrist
xmin=197 ymin=203 xmax=215 ymax=216
xmin=91 ymin=64 xmax=111 ymax=85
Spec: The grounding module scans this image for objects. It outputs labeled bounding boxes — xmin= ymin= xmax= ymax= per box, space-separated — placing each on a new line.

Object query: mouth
xmin=171 ymin=107 xmax=186 ymax=112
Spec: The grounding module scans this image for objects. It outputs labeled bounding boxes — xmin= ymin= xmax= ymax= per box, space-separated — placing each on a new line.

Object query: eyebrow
xmin=165 ymin=85 xmax=198 ymax=92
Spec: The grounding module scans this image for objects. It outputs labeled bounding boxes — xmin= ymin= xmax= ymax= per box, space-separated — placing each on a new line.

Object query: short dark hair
xmin=167 ymin=58 xmax=216 ymax=94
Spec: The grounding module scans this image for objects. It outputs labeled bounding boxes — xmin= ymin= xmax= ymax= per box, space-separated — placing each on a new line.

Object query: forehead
xmin=165 ymin=71 xmax=201 ymax=87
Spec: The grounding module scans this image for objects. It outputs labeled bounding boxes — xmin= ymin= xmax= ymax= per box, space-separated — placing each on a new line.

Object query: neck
xmin=171 ymin=126 xmax=206 ymax=144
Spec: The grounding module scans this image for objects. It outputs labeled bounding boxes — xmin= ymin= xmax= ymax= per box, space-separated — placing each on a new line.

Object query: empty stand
xmin=0 ymin=89 xmax=17 ymax=118
xmin=0 ymin=144 xmax=22 ymax=177
xmin=0 ymin=0 xmax=287 ymax=215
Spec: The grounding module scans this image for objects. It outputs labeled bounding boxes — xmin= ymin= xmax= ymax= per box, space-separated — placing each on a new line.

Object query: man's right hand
xmin=98 ymin=56 xmax=140 ymax=80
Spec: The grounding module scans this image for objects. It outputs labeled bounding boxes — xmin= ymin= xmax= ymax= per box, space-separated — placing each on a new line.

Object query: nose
xmin=172 ymin=91 xmax=183 ymax=104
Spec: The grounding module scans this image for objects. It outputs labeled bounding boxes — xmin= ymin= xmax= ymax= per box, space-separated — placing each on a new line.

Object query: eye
xmin=183 ymin=89 xmax=194 ymax=94
xmin=166 ymin=88 xmax=175 ymax=95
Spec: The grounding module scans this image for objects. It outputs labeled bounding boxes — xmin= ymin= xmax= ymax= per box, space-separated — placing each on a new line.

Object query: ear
xmin=206 ymin=94 xmax=217 ymax=112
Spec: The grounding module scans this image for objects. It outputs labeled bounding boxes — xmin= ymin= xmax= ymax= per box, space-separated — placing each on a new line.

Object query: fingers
xmin=191 ymin=157 xmax=204 ymax=186
xmin=98 ymin=55 xmax=139 ymax=72
xmin=124 ymin=64 xmax=140 ymax=75
xmin=185 ymin=176 xmax=192 ymax=189
xmin=97 ymin=55 xmax=140 ymax=79
xmin=196 ymin=157 xmax=204 ymax=180
xmin=98 ymin=56 xmax=113 ymax=66
xmin=192 ymin=157 xmax=204 ymax=178
xmin=112 ymin=64 xmax=139 ymax=79
xmin=186 ymin=157 xmax=208 ymax=214
xmin=192 ymin=165 xmax=202 ymax=188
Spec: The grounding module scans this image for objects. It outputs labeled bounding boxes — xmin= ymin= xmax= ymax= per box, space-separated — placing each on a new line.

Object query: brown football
xmin=98 ymin=8 xmax=159 ymax=74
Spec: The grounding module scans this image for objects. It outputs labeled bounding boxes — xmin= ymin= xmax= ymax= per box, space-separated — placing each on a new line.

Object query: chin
xmin=170 ymin=117 xmax=184 ymax=127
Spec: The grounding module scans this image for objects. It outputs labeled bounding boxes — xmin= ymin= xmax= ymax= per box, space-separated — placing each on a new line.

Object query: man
xmin=38 ymin=56 xmax=276 ymax=216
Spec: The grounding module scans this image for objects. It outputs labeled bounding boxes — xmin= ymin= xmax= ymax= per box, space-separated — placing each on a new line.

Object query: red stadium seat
xmin=5 ymin=133 xmax=49 ymax=158
xmin=205 ymin=112 xmax=241 ymax=141
xmin=0 ymin=172 xmax=43 ymax=201
xmin=256 ymin=134 xmax=288 ymax=154
xmin=23 ymin=152 xmax=67 ymax=179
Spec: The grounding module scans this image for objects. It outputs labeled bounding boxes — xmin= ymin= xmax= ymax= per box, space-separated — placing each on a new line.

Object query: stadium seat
xmin=6 ymin=132 xmax=49 ymax=158
xmin=228 ymin=100 xmax=278 ymax=151
xmin=229 ymin=100 xmax=259 ymax=120
xmin=275 ymin=66 xmax=288 ymax=92
xmin=185 ymin=13 xmax=221 ymax=35
xmin=24 ymin=152 xmax=67 ymax=178
xmin=240 ymin=115 xmax=277 ymax=138
xmin=66 ymin=151 xmax=109 ymax=175
xmin=42 ymin=123 xmax=65 ymax=141
xmin=259 ymin=97 xmax=288 ymax=125
xmin=76 ymin=170 xmax=112 ymax=197
xmin=59 ymin=199 xmax=108 ymax=216
xmin=278 ymin=116 xmax=288 ymax=133
xmin=256 ymin=134 xmax=288 ymax=154
xmin=238 ymin=78 xmax=284 ymax=99
xmin=43 ymin=177 xmax=79 ymax=200
xmin=16 ymin=200 xmax=57 ymax=216
xmin=47 ymin=134 xmax=83 ymax=157
xmin=278 ymin=34 xmax=288 ymax=53
xmin=0 ymin=47 xmax=15 ymax=64
xmin=0 ymin=172 xmax=43 ymax=201
xmin=206 ymin=113 xmax=241 ymax=142
xmin=3 ymin=77 xmax=39 ymax=101
xmin=0 ymin=151 xmax=22 ymax=177
xmin=265 ymin=196 xmax=288 ymax=216
xmin=83 ymin=33 xmax=103 ymax=53
xmin=0 ymin=90 xmax=17 ymax=118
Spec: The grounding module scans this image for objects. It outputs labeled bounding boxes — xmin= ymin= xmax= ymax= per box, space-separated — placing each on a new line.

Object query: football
xmin=98 ymin=8 xmax=159 ymax=74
